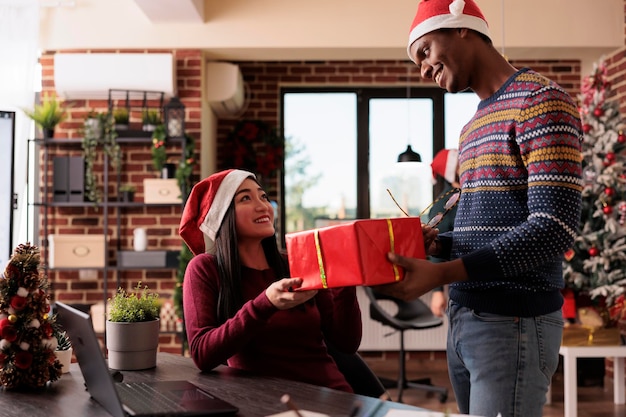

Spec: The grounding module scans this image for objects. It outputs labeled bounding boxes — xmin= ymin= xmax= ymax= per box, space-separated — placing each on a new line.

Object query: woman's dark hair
xmin=213 ymin=177 xmax=289 ymax=323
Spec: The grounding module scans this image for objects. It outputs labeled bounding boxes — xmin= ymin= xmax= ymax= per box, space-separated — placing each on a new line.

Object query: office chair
xmin=326 ymin=341 xmax=387 ymax=398
xmin=363 ymin=287 xmax=448 ymax=403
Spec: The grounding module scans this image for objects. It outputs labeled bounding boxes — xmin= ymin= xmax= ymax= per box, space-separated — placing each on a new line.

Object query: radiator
xmin=356 ymin=287 xmax=447 ymax=351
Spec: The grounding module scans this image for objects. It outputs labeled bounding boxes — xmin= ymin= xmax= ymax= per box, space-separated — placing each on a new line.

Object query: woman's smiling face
xmin=234 ymin=178 xmax=275 ymax=240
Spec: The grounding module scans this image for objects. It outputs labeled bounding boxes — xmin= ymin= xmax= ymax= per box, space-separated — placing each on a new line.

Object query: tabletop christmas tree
xmin=0 ymin=243 xmax=62 ymax=389
xmin=563 ymin=58 xmax=626 ymax=326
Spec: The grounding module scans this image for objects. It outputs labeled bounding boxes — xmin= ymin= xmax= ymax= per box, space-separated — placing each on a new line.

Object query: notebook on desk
xmin=55 ymin=301 xmax=239 ymax=417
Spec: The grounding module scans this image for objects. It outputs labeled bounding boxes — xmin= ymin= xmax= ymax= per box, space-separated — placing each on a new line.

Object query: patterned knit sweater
xmin=446 ymin=68 xmax=583 ymax=317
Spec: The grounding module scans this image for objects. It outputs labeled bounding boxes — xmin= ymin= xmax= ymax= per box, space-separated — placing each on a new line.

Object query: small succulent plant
xmin=55 ymin=330 xmax=72 ymax=351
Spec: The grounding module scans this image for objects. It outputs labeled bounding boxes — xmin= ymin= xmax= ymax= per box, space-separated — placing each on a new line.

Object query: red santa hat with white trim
xmin=179 ymin=169 xmax=255 ymax=256
xmin=431 ymin=148 xmax=459 ymax=184
xmin=407 ymin=0 xmax=491 ymax=63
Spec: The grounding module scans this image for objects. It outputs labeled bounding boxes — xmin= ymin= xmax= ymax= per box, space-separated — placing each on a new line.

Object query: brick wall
xmin=39 ymin=54 xmax=582 ymax=354
xmin=40 ymin=49 xmax=202 ymax=353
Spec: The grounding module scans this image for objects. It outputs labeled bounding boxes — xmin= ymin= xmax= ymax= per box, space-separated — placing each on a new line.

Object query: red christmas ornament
xmin=606 ymin=152 xmax=616 ymax=162
xmin=603 ymin=205 xmax=613 ymax=215
xmin=9 ymin=295 xmax=27 ymax=311
xmin=14 ymin=351 xmax=33 ymax=370
xmin=582 ymin=124 xmax=592 ymax=134
xmin=619 ymin=131 xmax=626 ymax=143
xmin=605 ymin=187 xmax=615 ymax=197
xmin=593 ymin=107 xmax=604 ymax=117
xmin=589 ymin=247 xmax=599 ymax=257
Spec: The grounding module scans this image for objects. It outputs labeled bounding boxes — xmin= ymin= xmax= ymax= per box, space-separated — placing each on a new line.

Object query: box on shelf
xmin=285 ymin=217 xmax=425 ymax=290
xmin=117 ymin=250 xmax=179 ymax=268
xmin=48 ymin=234 xmax=105 ymax=268
xmin=143 ymin=178 xmax=182 ymax=204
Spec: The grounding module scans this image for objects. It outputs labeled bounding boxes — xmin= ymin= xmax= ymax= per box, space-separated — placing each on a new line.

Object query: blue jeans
xmin=446 ymin=300 xmax=563 ymax=417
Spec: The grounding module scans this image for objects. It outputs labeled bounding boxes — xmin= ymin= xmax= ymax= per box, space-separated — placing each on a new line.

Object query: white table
xmin=557 ymin=345 xmax=626 ymax=417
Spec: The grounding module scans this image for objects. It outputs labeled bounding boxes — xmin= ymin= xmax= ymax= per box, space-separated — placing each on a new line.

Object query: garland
xmin=82 ymin=112 xmax=120 ymax=203
xmin=151 ymin=125 xmax=168 ymax=173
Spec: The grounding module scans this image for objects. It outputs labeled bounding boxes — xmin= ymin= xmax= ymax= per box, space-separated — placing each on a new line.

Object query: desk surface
xmin=0 ymin=353 xmax=424 ymax=417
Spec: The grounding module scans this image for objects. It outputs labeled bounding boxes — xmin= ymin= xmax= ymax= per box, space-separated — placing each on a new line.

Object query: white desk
xmin=558 ymin=345 xmax=626 ymax=417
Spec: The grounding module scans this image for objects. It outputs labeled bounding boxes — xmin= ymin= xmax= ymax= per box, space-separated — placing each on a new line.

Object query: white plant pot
xmin=54 ymin=347 xmax=73 ymax=374
xmin=106 ymin=319 xmax=159 ymax=370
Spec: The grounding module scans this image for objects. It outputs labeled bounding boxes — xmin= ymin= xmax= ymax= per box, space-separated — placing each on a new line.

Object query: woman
xmin=179 ymin=169 xmax=362 ymax=392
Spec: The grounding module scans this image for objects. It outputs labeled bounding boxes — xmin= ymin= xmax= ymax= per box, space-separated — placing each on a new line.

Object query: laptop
xmin=55 ymin=301 xmax=239 ymax=417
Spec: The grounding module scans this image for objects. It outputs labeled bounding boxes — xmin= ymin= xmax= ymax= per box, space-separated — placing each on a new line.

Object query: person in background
xmin=179 ymin=169 xmax=362 ymax=392
xmin=428 ymin=148 xmax=459 ymax=317
xmin=378 ymin=1 xmax=583 ymax=416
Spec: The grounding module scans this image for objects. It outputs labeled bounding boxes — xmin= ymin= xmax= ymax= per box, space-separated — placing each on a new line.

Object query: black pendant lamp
xmin=397 ymin=65 xmax=422 ymax=163
xmin=397 ymin=145 xmax=422 ymax=163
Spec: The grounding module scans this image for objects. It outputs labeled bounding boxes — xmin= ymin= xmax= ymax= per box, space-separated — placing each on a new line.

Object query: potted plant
xmin=118 ymin=184 xmax=136 ymax=202
xmin=54 ymin=330 xmax=73 ymax=374
xmin=106 ymin=282 xmax=161 ymax=370
xmin=23 ymin=92 xmax=68 ymax=138
xmin=113 ymin=107 xmax=130 ymax=131
xmin=142 ymin=109 xmax=161 ymax=132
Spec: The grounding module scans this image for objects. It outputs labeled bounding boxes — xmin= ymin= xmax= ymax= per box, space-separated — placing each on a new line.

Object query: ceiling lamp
xmin=397 ymin=145 xmax=422 ymax=162
xmin=397 ymin=65 xmax=422 ymax=163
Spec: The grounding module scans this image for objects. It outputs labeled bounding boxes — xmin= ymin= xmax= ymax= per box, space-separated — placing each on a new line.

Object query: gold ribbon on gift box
xmin=312 ymin=220 xmax=401 ymax=289
xmin=313 ymin=230 xmax=328 ymax=289
xmin=386 ymin=219 xmax=401 ymax=282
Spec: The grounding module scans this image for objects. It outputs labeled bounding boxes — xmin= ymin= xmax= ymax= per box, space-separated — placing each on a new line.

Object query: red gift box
xmin=285 ymin=218 xmax=425 ymax=290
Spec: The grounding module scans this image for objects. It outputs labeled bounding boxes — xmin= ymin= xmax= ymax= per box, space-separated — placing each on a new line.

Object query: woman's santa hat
xmin=407 ymin=0 xmax=491 ymax=63
xmin=179 ymin=169 xmax=255 ymax=255
xmin=431 ymin=149 xmax=458 ymax=184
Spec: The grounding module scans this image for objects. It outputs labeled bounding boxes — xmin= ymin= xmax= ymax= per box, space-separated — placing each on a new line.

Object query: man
xmin=378 ymin=1 xmax=583 ymax=416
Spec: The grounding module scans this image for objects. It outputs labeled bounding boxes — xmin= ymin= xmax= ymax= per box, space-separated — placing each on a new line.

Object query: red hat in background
xmin=179 ymin=169 xmax=255 ymax=255
xmin=431 ymin=149 xmax=458 ymax=184
xmin=407 ymin=0 xmax=491 ymax=63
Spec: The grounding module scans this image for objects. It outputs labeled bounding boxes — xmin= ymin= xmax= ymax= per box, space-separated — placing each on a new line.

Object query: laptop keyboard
xmin=116 ymin=382 xmax=187 ymax=413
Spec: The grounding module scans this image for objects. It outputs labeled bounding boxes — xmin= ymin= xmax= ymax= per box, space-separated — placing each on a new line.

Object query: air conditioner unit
xmin=54 ymin=53 xmax=176 ymax=100
xmin=206 ymin=62 xmax=248 ymax=118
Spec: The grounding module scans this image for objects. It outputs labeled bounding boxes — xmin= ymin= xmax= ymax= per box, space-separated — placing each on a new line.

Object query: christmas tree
xmin=563 ymin=58 xmax=626 ymax=323
xmin=0 ymin=243 xmax=62 ymax=389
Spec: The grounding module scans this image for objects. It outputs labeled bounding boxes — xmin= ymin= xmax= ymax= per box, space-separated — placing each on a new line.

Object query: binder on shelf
xmin=68 ymin=156 xmax=85 ymax=202
xmin=53 ymin=156 xmax=85 ymax=202
xmin=53 ymin=157 xmax=69 ymax=202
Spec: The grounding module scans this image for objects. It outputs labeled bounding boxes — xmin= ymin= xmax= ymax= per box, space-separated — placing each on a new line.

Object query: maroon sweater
xmin=183 ymin=254 xmax=363 ymax=392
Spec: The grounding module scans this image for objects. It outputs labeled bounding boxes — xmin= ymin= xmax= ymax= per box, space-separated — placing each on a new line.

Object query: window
xmin=281 ymin=88 xmax=478 ymax=243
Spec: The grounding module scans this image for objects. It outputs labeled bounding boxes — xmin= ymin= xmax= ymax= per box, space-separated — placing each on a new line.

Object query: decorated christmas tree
xmin=563 ymin=58 xmax=626 ymax=325
xmin=0 ymin=243 xmax=62 ymax=389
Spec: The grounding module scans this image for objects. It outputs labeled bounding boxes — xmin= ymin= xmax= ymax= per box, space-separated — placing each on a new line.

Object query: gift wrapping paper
xmin=286 ymin=217 xmax=425 ymax=290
